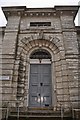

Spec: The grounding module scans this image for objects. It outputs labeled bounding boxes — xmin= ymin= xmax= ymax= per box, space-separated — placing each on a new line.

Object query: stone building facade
xmin=0 ymin=6 xmax=80 ymax=119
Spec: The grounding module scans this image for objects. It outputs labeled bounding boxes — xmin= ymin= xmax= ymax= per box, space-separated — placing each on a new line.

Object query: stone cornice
xmin=55 ymin=6 xmax=79 ymax=11
xmin=2 ymin=6 xmax=26 ymax=19
xmin=55 ymin=6 xmax=80 ymax=21
xmin=2 ymin=6 xmax=79 ymax=19
xmin=2 ymin=6 xmax=26 ymax=12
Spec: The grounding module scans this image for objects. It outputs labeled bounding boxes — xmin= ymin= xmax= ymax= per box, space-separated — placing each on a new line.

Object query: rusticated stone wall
xmin=2 ymin=14 xmax=21 ymax=105
xmin=76 ymin=26 xmax=80 ymax=108
xmin=0 ymin=28 xmax=2 ymax=120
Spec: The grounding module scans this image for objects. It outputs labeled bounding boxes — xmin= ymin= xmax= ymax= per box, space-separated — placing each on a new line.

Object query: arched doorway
xmin=29 ymin=49 xmax=52 ymax=108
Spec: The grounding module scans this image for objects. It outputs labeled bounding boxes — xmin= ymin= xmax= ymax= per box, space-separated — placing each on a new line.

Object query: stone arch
xmin=18 ymin=33 xmax=63 ymax=58
xmin=13 ymin=37 xmax=70 ymax=109
xmin=20 ymin=39 xmax=60 ymax=61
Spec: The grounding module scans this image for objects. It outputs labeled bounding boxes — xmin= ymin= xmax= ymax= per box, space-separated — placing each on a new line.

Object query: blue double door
xmin=29 ymin=64 xmax=52 ymax=107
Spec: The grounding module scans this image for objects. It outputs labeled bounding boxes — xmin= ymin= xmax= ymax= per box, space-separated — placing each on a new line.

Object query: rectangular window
xmin=30 ymin=22 xmax=51 ymax=27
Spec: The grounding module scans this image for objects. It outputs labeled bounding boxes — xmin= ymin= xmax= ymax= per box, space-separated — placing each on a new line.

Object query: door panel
xmin=43 ymin=74 xmax=51 ymax=84
xmin=29 ymin=64 xmax=52 ymax=107
xmin=30 ymin=94 xmax=40 ymax=107
xmin=30 ymin=74 xmax=38 ymax=84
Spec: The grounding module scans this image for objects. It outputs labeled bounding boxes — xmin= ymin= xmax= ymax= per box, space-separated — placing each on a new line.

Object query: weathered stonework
xmin=0 ymin=6 xmax=80 ymax=119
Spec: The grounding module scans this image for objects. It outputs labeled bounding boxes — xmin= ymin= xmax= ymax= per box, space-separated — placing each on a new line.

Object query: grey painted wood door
xmin=29 ymin=64 xmax=52 ymax=107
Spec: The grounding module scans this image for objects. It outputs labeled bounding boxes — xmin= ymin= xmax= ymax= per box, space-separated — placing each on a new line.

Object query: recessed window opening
xmin=30 ymin=22 xmax=51 ymax=27
xmin=30 ymin=49 xmax=51 ymax=59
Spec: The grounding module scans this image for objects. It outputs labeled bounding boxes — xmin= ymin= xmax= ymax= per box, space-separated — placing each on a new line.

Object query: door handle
xmin=40 ymin=83 xmax=43 ymax=86
xmin=38 ymin=93 xmax=40 ymax=96
xmin=37 ymin=93 xmax=40 ymax=96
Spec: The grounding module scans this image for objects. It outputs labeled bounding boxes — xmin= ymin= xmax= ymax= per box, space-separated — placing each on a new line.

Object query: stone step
xmin=6 ymin=107 xmax=80 ymax=120
xmin=9 ymin=109 xmax=71 ymax=118
xmin=7 ymin=117 xmax=73 ymax=120
xmin=9 ymin=113 xmax=71 ymax=118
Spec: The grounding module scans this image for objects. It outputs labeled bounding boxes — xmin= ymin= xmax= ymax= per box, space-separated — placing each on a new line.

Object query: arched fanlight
xmin=30 ymin=49 xmax=51 ymax=59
